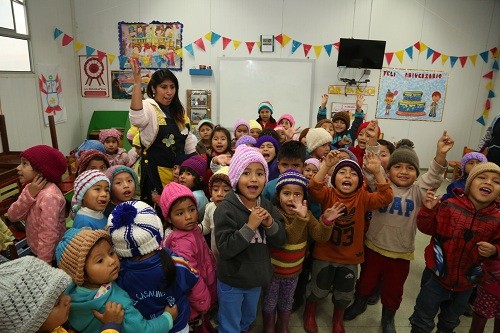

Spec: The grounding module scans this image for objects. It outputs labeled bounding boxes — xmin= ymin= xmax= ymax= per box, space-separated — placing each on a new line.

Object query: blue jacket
xmin=72 ymin=208 xmax=107 ymax=230
xmin=441 ymin=177 xmax=466 ymax=202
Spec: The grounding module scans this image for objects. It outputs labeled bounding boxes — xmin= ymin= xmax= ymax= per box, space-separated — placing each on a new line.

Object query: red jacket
xmin=417 ymin=188 xmax=500 ymax=291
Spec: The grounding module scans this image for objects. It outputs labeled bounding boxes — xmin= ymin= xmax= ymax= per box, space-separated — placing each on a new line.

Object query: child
xmin=277 ymin=113 xmax=300 ymax=141
xmin=257 ymin=134 xmax=281 ymax=181
xmin=103 ymin=165 xmax=138 ymax=217
xmin=303 ymin=153 xmax=393 ymax=333
xmin=71 ymin=169 xmax=110 ymax=230
xmin=274 ymin=125 xmax=287 ymax=145
xmin=76 ymin=149 xmax=110 ymax=176
xmin=303 ymin=158 xmax=320 ymax=181
xmin=159 ymin=182 xmax=217 ymax=332
xmin=209 ymin=126 xmax=233 ymax=170
xmin=470 ymin=257 xmax=500 ymax=332
xmin=108 ymin=200 xmax=198 ymax=333
xmin=477 ymin=113 xmax=500 ymax=165
xmin=0 ymin=256 xmax=124 ymax=333
xmin=263 ymin=169 xmax=340 ymax=332
xmin=75 ymin=139 xmax=106 ymax=158
xmin=214 ymin=144 xmax=286 ymax=333
xmin=257 ymin=101 xmax=277 ymax=129
xmin=315 ymin=119 xmax=335 ymax=138
xmin=56 ymin=227 xmax=177 ymax=332
xmin=348 ymin=120 xmax=381 ymax=164
xmin=99 ymin=128 xmax=130 ymax=167
xmin=344 ymin=132 xmax=454 ymax=333
xmin=409 ymin=162 xmax=500 ymax=333
xmin=306 ymin=128 xmax=332 ymax=160
xmin=235 ymin=134 xmax=257 ymax=147
xmin=249 ymin=119 xmax=263 ymax=140
xmin=231 ymin=118 xmax=250 ymax=148
xmin=377 ymin=139 xmax=396 ymax=172
xmin=179 ymin=154 xmax=209 ymax=212
xmin=299 ymin=128 xmax=310 ymax=147
xmin=7 ymin=145 xmax=67 ymax=264
xmin=197 ymin=118 xmax=215 ymax=155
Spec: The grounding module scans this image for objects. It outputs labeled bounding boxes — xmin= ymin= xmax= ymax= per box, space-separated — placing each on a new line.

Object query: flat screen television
xmin=337 ymin=38 xmax=386 ymax=69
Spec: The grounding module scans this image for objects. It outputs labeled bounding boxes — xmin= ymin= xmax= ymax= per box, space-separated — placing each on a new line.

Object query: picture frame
xmin=111 ymin=70 xmax=152 ymax=100
xmin=260 ymin=35 xmax=274 ymax=52
xmin=187 ymin=89 xmax=211 ymax=125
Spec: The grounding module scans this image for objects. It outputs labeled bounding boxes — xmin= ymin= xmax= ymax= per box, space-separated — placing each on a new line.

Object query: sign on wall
xmin=37 ymin=64 xmax=67 ymax=126
xmin=79 ymin=56 xmax=109 ymax=98
xmin=376 ymin=68 xmax=448 ymax=121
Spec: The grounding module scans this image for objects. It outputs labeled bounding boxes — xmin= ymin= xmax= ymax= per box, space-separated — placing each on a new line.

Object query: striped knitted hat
xmin=332 ymin=159 xmax=364 ymax=190
xmin=276 ymin=169 xmax=308 ymax=192
xmin=76 ymin=149 xmax=110 ymax=175
xmin=258 ymin=101 xmax=274 ymax=114
xmin=72 ymin=169 xmax=110 ymax=213
xmin=229 ymin=145 xmax=269 ymax=189
xmin=99 ymin=128 xmax=121 ymax=143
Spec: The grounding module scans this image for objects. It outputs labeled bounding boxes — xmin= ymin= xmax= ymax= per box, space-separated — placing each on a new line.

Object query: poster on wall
xmin=79 ymin=56 xmax=109 ymax=97
xmin=331 ymin=102 xmax=368 ymax=121
xmin=118 ymin=21 xmax=183 ymax=71
xmin=111 ymin=70 xmax=152 ymax=100
xmin=37 ymin=64 xmax=67 ymax=126
xmin=376 ymin=68 xmax=448 ymax=121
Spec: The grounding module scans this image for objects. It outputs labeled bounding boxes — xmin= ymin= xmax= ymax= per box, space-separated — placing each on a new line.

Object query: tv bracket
xmin=340 ymin=78 xmax=370 ymax=86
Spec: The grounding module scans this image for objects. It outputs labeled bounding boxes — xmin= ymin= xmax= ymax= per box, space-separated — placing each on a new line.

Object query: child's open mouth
xmin=479 ymin=187 xmax=492 ymax=195
xmin=122 ymin=190 xmax=132 ymax=197
xmin=247 ymin=185 xmax=259 ymax=193
xmin=98 ymin=200 xmax=107 ymax=205
xmin=341 ymin=181 xmax=352 ymax=189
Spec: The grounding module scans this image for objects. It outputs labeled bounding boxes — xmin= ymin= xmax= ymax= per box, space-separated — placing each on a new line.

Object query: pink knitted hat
xmin=277 ymin=114 xmax=295 ymax=127
xmin=228 ymin=145 xmax=269 ymax=189
xmin=233 ymin=118 xmax=250 ymax=133
xmin=305 ymin=158 xmax=320 ymax=170
xmin=99 ymin=128 xmax=121 ymax=143
xmin=159 ymin=182 xmax=197 ymax=219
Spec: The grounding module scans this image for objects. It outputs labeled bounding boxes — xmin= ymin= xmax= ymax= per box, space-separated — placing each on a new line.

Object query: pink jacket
xmin=7 ymin=183 xmax=66 ymax=262
xmin=105 ymin=147 xmax=130 ymax=167
xmin=162 ymin=228 xmax=217 ymax=319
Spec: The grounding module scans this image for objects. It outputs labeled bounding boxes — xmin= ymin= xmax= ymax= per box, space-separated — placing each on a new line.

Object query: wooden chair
xmin=446 ymin=146 xmax=476 ymax=181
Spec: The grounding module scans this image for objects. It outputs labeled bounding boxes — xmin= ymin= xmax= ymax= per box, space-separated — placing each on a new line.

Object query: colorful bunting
xmin=491 ymin=47 xmax=498 ymax=58
xmin=441 ymin=54 xmax=449 ymax=65
xmin=486 ymin=81 xmax=494 ymax=90
xmin=245 ymin=41 xmax=255 ymax=54
xmin=476 ymin=116 xmax=486 ymax=125
xmin=324 ymin=44 xmax=332 ymax=57
xmin=303 ymin=44 xmax=312 ymax=57
xmin=184 ymin=44 xmax=194 ymax=56
xmin=480 ymin=51 xmax=489 ymax=63
xmin=450 ymin=56 xmax=458 ymax=68
xmin=485 ymin=99 xmax=491 ymax=109
xmin=431 ymin=51 xmax=441 ymax=64
xmin=96 ymin=50 xmax=106 ymax=62
xmin=385 ymin=52 xmax=394 ymax=65
xmin=419 ymin=42 xmax=428 ymax=53
xmin=405 ymin=46 xmax=413 ymax=59
xmin=141 ymin=55 xmax=151 ymax=67
xmin=193 ymin=38 xmax=206 ymax=51
xmin=488 ymin=90 xmax=495 ymax=98
xmin=291 ymin=40 xmax=301 ymax=54
xmin=204 ymin=32 xmax=212 ymax=42
xmin=222 ymin=37 xmax=231 ymax=50
xmin=483 ymin=71 xmax=494 ymax=79
xmin=333 ymin=41 xmax=340 ymax=50
xmin=61 ymin=34 xmax=73 ymax=46
xmin=107 ymin=54 xmax=116 ymax=64
xmin=206 ymin=32 xmax=221 ymax=45
xmin=493 ymin=60 xmax=499 ymax=70
xmin=275 ymin=34 xmax=283 ymax=46
xmin=85 ymin=45 xmax=95 ymax=57
xmin=395 ymin=50 xmax=404 ymax=64
xmin=256 ymin=41 xmax=261 ymax=51
xmin=73 ymin=40 xmax=84 ymax=52
xmin=413 ymin=41 xmax=421 ymax=51
xmin=233 ymin=40 xmax=241 ymax=50
xmin=469 ymin=54 xmax=478 ymax=66
xmin=281 ymin=34 xmax=291 ymax=47
xmin=313 ymin=45 xmax=322 ymax=59
xmin=53 ymin=28 xmax=63 ymax=39
xmin=426 ymin=48 xmax=434 ymax=60
xmin=460 ymin=56 xmax=468 ymax=67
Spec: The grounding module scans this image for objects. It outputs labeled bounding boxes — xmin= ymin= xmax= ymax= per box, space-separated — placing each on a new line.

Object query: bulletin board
xmin=217 ymin=58 xmax=315 ymax=130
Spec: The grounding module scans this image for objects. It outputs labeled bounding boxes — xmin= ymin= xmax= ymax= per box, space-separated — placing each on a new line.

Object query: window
xmin=0 ymin=0 xmax=31 ymax=72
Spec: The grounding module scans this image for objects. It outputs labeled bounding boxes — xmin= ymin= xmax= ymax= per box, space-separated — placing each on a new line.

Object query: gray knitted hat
xmin=0 ymin=256 xmax=72 ymax=333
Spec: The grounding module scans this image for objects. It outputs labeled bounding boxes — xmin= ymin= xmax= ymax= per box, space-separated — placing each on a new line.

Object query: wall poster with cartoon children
xmin=118 ymin=21 xmax=183 ymax=71
xmin=376 ymin=68 xmax=448 ymax=122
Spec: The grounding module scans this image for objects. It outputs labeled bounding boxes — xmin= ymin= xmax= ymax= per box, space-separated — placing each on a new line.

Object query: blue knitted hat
xmin=75 ymin=140 xmax=105 ymax=158
xmin=105 ymin=165 xmax=138 ymax=186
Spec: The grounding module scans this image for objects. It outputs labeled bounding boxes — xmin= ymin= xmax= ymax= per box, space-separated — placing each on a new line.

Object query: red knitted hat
xmin=20 ymin=145 xmax=67 ymax=183
xmin=76 ymin=149 xmax=110 ymax=175
xmin=357 ymin=121 xmax=381 ymax=139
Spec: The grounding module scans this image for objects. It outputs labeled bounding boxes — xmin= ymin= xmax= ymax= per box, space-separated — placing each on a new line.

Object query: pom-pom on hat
xmin=357 ymin=121 xmax=381 ymax=139
xmin=387 ymin=144 xmax=420 ymax=176
xmin=209 ymin=166 xmax=231 ymax=193
xmin=461 ymin=152 xmax=487 ymax=176
xmin=258 ymin=101 xmax=274 ymax=114
xmin=56 ymin=228 xmax=110 ymax=286
xmin=105 ymin=165 xmax=138 ymax=186
xmin=256 ymin=135 xmax=280 ymax=151
xmin=72 ymin=169 xmax=110 ymax=213
xmin=332 ymin=159 xmax=364 ymax=190
xmin=181 ymin=154 xmax=207 ymax=179
xmin=0 ymin=256 xmax=72 ymax=333
xmin=197 ymin=118 xmax=214 ymax=132
xmin=306 ymin=128 xmax=332 ymax=153
xmin=277 ymin=114 xmax=295 ymax=127
xmin=233 ymin=118 xmax=250 ymax=133
xmin=305 ymin=158 xmax=321 ymax=170
xmin=77 ymin=149 xmax=110 ymax=175
xmin=229 ymin=145 xmax=269 ymax=189
xmin=236 ymin=135 xmax=257 ymax=147
xmin=276 ymin=169 xmax=309 ymax=193
xmin=75 ymin=140 xmax=106 ymax=158
xmin=249 ymin=119 xmax=262 ymax=131
xmin=99 ymin=128 xmax=122 ymax=143
xmin=108 ymin=200 xmax=164 ymax=257
xmin=464 ymin=162 xmax=500 ymax=195
xmin=20 ymin=145 xmax=67 ymax=184
xmin=331 ymin=111 xmax=351 ymax=129
xmin=159 ymin=182 xmax=197 ymax=220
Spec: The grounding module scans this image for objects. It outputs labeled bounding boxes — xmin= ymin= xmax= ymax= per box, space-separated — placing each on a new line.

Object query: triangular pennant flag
xmin=459 ymin=56 xmax=468 ymax=67
xmin=256 ymin=41 xmax=261 ymax=51
xmin=211 ymin=32 xmax=221 ymax=45
xmin=483 ymin=71 xmax=494 ymax=79
xmin=118 ymin=55 xmax=128 ymax=68
xmin=324 ymin=44 xmax=333 ymax=57
xmin=303 ymin=44 xmax=312 ymax=57
xmin=184 ymin=44 xmax=194 ymax=56
xmin=488 ymin=90 xmax=495 ymax=98
xmin=486 ymin=81 xmax=494 ymax=90
xmin=291 ymin=40 xmax=302 ymax=54
xmin=450 ymin=56 xmax=458 ymax=68
xmin=204 ymin=32 xmax=212 ymax=42
xmin=476 ymin=116 xmax=486 ymax=125
xmin=245 ymin=41 xmax=255 ymax=54
xmin=85 ymin=45 xmax=95 ymax=57
xmin=441 ymin=54 xmax=449 ymax=65
xmin=61 ymin=34 xmax=73 ymax=46
xmin=54 ymin=28 xmax=63 ymax=39
xmin=313 ymin=45 xmax=322 ymax=58
xmin=469 ymin=54 xmax=478 ymax=66
xmin=426 ymin=48 xmax=434 ymax=60
xmin=107 ymin=54 xmax=116 ymax=64
xmin=405 ymin=46 xmax=413 ymax=59
xmin=233 ymin=40 xmax=241 ymax=50
xmin=194 ymin=38 xmax=206 ymax=51
xmin=281 ymin=34 xmax=291 ymax=47
xmin=274 ymin=34 xmax=283 ymax=46
xmin=73 ymin=40 xmax=84 ymax=52
xmin=141 ymin=55 xmax=151 ymax=67
xmin=480 ymin=51 xmax=489 ymax=63
xmin=97 ymin=50 xmax=106 ymax=62
xmin=419 ymin=42 xmax=428 ymax=53
xmin=222 ymin=37 xmax=231 ymax=50
xmin=413 ymin=41 xmax=421 ymax=51
xmin=491 ymin=47 xmax=498 ymax=57
xmin=431 ymin=51 xmax=441 ymax=64
xmin=175 ymin=48 xmax=183 ymax=58
xmin=493 ymin=60 xmax=499 ymax=70
xmin=385 ymin=52 xmax=394 ymax=65
xmin=395 ymin=50 xmax=404 ymax=64
xmin=485 ymin=99 xmax=491 ymax=109
xmin=333 ymin=42 xmax=340 ymax=50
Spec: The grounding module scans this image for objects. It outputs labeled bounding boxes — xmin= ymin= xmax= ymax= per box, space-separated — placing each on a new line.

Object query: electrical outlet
xmin=364 ymin=69 xmax=371 ymax=75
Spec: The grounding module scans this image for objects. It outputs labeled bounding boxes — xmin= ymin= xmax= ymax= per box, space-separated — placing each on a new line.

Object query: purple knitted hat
xmin=276 ymin=169 xmax=308 ymax=192
xmin=181 ymin=154 xmax=207 ymax=179
xmin=99 ymin=128 xmax=121 ymax=143
xmin=331 ymin=159 xmax=364 ymax=190
xmin=235 ymin=135 xmax=257 ymax=147
xmin=256 ymin=135 xmax=280 ymax=151
xmin=228 ymin=145 xmax=269 ymax=189
xmin=233 ymin=118 xmax=250 ymax=133
xmin=461 ymin=152 xmax=487 ymax=175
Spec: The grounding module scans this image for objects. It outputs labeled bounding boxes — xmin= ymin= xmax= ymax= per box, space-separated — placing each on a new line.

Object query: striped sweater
xmin=269 ymin=207 xmax=333 ymax=278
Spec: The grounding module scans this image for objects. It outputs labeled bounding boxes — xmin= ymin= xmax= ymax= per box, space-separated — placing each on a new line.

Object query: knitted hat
xmin=181 ymin=154 xmax=207 ymax=178
xmin=357 ymin=121 xmax=381 ymax=139
xmin=277 ymin=114 xmax=295 ymax=127
xmin=256 ymin=135 xmax=280 ymax=151
xmin=108 ymin=200 xmax=164 ymax=257
xmin=274 ymin=125 xmax=285 ymax=132
xmin=209 ymin=166 xmax=231 ymax=193
xmin=72 ymin=169 xmax=110 ymax=213
xmin=0 ymin=256 xmax=72 ymax=333
xmin=461 ymin=152 xmax=487 ymax=175
xmin=332 ymin=159 xmax=364 ymax=190
xmin=132 ymin=133 xmax=141 ymax=147
xmin=306 ymin=128 xmax=332 ymax=152
xmin=258 ymin=101 xmax=274 ymax=114
xmin=387 ymin=144 xmax=420 ymax=176
xmin=464 ymin=162 xmax=500 ymax=195
xmin=159 ymin=182 xmax=197 ymax=219
xmin=77 ymin=149 xmax=110 ymax=174
xmin=197 ymin=118 xmax=215 ymax=132
xmin=105 ymin=165 xmax=138 ymax=186
xmin=20 ymin=145 xmax=67 ymax=184
xmin=229 ymin=145 xmax=269 ymax=189
xmin=236 ymin=135 xmax=257 ymax=147
xmin=315 ymin=119 xmax=334 ymax=130
xmin=305 ymin=158 xmax=320 ymax=170
xmin=249 ymin=119 xmax=262 ymax=131
xmin=233 ymin=118 xmax=250 ymax=133
xmin=126 ymin=125 xmax=139 ymax=141
xmin=184 ymin=133 xmax=197 ymax=154
xmin=99 ymin=128 xmax=122 ymax=143
xmin=331 ymin=111 xmax=351 ymax=129
xmin=276 ymin=169 xmax=308 ymax=193
xmin=56 ymin=228 xmax=110 ymax=286
xmin=337 ymin=148 xmax=357 ymax=161
xmin=75 ymin=139 xmax=106 ymax=158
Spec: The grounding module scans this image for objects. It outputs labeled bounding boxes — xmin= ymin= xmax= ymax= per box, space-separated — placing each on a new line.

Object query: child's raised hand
xmin=365 ymin=119 xmax=379 ymax=143
xmin=28 ymin=174 xmax=47 ymax=198
xmin=322 ymin=202 xmax=346 ymax=225
xmin=436 ymin=130 xmax=454 ymax=154
xmin=338 ymin=136 xmax=352 ymax=146
xmin=93 ymin=302 xmax=125 ymax=325
xmin=215 ymin=154 xmax=231 ymax=166
xmin=363 ymin=151 xmax=381 ymax=175
xmin=290 ymin=199 xmax=308 ymax=218
xmin=324 ymin=150 xmax=342 ymax=168
xmin=164 ymin=304 xmax=179 ymax=320
xmin=423 ymin=189 xmax=440 ymax=209
xmin=129 ymin=58 xmax=142 ymax=84
xmin=356 ymin=94 xmax=365 ymax=111
xmin=321 ymin=94 xmax=329 ymax=108
xmin=477 ymin=241 xmax=497 ymax=258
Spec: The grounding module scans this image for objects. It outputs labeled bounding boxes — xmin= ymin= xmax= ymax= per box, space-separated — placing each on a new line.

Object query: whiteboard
xmin=217 ymin=58 xmax=315 ymax=131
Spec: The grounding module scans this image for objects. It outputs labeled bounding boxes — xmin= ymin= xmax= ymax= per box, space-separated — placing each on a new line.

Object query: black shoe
xmin=381 ymin=307 xmax=396 ymax=333
xmin=344 ymin=296 xmax=368 ymax=321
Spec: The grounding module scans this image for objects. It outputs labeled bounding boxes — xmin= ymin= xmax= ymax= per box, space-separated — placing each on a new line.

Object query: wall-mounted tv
xmin=337 ymin=38 xmax=386 ymax=69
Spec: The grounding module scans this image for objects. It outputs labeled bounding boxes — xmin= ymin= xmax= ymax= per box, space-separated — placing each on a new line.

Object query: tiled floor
xmin=250 ymin=178 xmax=494 ymax=332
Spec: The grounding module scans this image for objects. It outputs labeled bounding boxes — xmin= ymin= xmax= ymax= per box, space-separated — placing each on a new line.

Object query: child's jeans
xmin=217 ymin=279 xmax=261 ymax=333
xmin=409 ymin=268 xmax=473 ymax=333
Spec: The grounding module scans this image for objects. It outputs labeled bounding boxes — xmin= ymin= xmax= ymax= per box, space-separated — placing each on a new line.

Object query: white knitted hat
xmin=71 ymin=169 xmax=110 ymax=213
xmin=0 ymin=256 xmax=72 ymax=333
xmin=306 ymin=128 xmax=332 ymax=152
xmin=108 ymin=200 xmax=164 ymax=257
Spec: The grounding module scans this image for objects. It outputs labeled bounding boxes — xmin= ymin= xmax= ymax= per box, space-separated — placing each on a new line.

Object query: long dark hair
xmin=210 ymin=125 xmax=233 ymax=156
xmin=159 ymin=249 xmax=177 ymax=290
xmin=147 ymin=69 xmax=185 ymax=127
